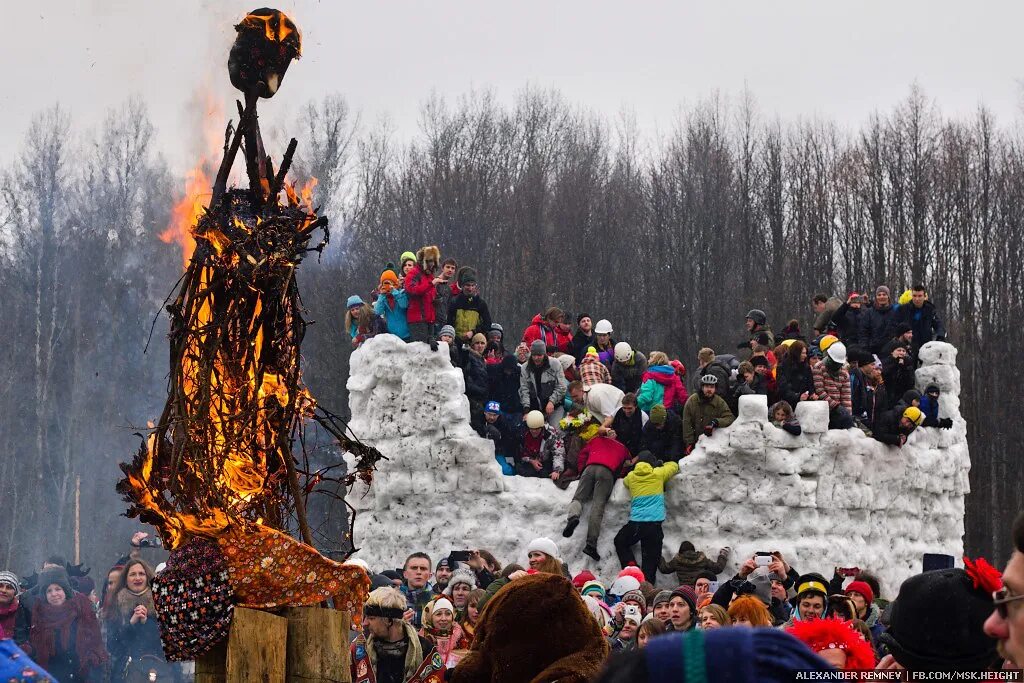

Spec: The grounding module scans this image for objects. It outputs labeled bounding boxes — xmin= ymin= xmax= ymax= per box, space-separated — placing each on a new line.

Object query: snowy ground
xmin=345 ymin=335 xmax=968 ymax=597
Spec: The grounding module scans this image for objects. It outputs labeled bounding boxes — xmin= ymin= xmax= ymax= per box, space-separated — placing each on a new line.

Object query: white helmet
xmin=594 ymin=319 xmax=613 ymax=335
xmin=826 ymin=341 xmax=848 ymax=364
xmin=526 ymin=410 xmax=545 ymax=429
xmin=614 ymin=342 xmax=633 ymax=363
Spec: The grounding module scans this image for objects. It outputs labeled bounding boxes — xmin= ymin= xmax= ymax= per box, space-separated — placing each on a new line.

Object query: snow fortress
xmin=345 ymin=334 xmax=968 ymax=595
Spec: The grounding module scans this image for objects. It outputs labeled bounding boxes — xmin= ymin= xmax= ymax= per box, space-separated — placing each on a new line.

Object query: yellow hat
xmin=898 ymin=288 xmax=913 ymax=306
xmin=903 ymin=406 xmax=924 ymax=426
xmin=819 ymin=335 xmax=838 ymax=352
xmin=586 ymin=346 xmax=599 ymax=357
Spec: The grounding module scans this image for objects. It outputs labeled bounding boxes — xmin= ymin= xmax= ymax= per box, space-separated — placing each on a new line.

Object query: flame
xmin=242 ymin=10 xmax=301 ymax=56
xmin=160 ymin=167 xmax=209 ymax=267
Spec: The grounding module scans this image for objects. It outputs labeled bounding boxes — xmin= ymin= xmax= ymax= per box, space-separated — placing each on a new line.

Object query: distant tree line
xmin=0 ymin=85 xmax=1019 ymax=573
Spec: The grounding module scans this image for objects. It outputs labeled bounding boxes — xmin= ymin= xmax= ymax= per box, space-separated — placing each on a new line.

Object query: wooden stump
xmin=196 ymin=606 xmax=288 ymax=683
xmin=286 ymin=607 xmax=352 ymax=682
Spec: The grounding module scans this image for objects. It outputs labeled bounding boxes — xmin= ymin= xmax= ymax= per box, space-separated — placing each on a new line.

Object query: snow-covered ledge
xmin=345 ymin=335 xmax=969 ymax=596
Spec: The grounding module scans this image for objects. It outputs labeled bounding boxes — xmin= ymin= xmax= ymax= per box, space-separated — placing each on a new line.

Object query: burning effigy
xmin=117 ymin=8 xmax=383 ymax=667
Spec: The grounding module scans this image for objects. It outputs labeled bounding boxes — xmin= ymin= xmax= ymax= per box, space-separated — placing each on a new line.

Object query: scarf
xmin=30 ymin=592 xmax=108 ymax=671
xmin=114 ymin=586 xmax=156 ymax=622
xmin=0 ymin=598 xmax=18 ymax=639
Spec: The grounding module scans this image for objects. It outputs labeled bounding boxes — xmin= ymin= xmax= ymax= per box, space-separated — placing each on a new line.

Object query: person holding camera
xmin=828 ymin=291 xmax=867 ymax=348
xmin=881 ymin=323 xmax=916 ymax=401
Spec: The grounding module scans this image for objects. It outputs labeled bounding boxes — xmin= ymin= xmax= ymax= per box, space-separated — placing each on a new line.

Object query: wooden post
xmin=196 ymin=607 xmax=288 ymax=683
xmin=286 ymin=607 xmax=352 ymax=683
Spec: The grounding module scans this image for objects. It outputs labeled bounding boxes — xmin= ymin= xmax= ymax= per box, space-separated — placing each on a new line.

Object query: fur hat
xmin=787 ymin=616 xmax=875 ymax=671
xmin=443 ymin=568 xmax=477 ymax=595
xmin=416 ymin=245 xmax=441 ymax=268
xmin=37 ymin=566 xmax=74 ymax=599
xmin=449 ymin=573 xmax=609 ymax=683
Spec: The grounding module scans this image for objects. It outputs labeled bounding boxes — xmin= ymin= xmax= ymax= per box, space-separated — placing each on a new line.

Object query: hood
xmin=530 ymin=313 xmax=547 ymax=326
xmin=642 ymin=366 xmax=675 ymax=384
xmin=676 ymin=550 xmax=709 ymax=564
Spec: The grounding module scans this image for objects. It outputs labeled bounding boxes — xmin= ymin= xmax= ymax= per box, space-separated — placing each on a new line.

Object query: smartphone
xmin=448 ymin=550 xmax=472 ymax=563
xmin=922 ymin=553 xmax=954 ymax=573
xmin=755 ymin=555 xmax=771 ymax=567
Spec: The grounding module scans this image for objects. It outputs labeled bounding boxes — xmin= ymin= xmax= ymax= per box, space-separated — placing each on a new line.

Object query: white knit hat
xmin=0 ymin=571 xmax=19 ymax=591
xmin=443 ymin=568 xmax=478 ymax=596
xmin=432 ymin=597 xmax=455 ymax=615
xmin=526 ymin=537 xmax=559 ymax=559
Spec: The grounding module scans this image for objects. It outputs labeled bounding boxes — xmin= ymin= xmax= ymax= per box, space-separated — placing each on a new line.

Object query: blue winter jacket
xmin=374 ymin=290 xmax=410 ymax=341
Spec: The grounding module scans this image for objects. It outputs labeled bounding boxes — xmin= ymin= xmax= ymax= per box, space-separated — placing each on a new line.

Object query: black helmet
xmin=746 ymin=309 xmax=767 ymax=326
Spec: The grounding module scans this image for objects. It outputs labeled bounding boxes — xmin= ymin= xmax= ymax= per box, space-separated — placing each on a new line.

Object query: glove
xmin=704 ymin=424 xmax=714 ymax=437
xmin=429 ymin=339 xmax=439 ymax=352
xmin=938 ymin=418 xmax=953 ymax=429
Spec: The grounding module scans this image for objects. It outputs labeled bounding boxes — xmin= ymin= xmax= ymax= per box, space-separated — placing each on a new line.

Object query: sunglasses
xmin=993 ymin=587 xmax=1024 ymax=619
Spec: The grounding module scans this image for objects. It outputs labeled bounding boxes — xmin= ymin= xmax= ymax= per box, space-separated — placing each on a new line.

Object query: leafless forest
xmin=1 ymin=86 xmax=1020 ymax=575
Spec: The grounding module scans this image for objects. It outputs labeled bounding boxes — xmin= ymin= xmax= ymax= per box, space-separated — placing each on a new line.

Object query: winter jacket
xmin=751 ymin=371 xmax=777 ymax=405
xmin=517 ymin=424 xmax=565 ymax=472
xmin=812 ymin=362 xmax=852 ymax=410
xmin=920 ymin=394 xmax=939 ymax=423
xmin=872 ymin=408 xmax=907 ymax=446
xmin=829 ymin=302 xmax=863 ymax=348
xmin=404 ymin=263 xmax=437 ymax=325
xmin=519 ymin=356 xmax=569 ymax=411
xmin=346 ymin=304 xmax=388 ymax=346
xmin=521 ymin=315 xmax=572 ymax=354
xmin=859 ymin=304 xmax=898 ymax=355
xmin=611 ymin=351 xmax=648 ymax=394
xmin=739 ymin=324 xmax=775 ymax=350
xmin=577 ymin=436 xmax=631 ymax=475
xmin=483 ymin=413 xmax=519 ymax=458
xmin=434 ymin=280 xmax=460 ymax=326
xmin=641 ymin=411 xmax=684 ymax=462
xmin=611 ymin=407 xmax=648 ymax=456
xmin=896 ymin=300 xmax=945 ymax=354
xmin=814 ymin=296 xmax=844 ymax=334
xmin=681 ymin=393 xmax=736 ymax=447
xmin=851 ymin=371 xmax=889 ymax=430
xmin=487 ymin=353 xmax=522 ymax=413
xmin=623 ymin=460 xmax=680 ymax=522
xmin=636 ymin=365 xmax=688 ymax=413
xmin=776 ymin=360 xmax=815 ymax=407
xmin=401 ymin=583 xmax=435 ymax=629
xmin=659 ymin=548 xmax=730 ymax=586
xmin=772 ymin=417 xmax=801 ymax=436
xmin=881 ymin=353 xmax=915 ymax=404
xmin=570 ymin=331 xmax=596 ymax=366
xmin=462 ymin=351 xmax=489 ymax=401
xmin=373 ymin=290 xmax=410 ymax=341
xmin=448 ymin=293 xmax=492 ymax=340
xmin=579 ymin=355 xmax=612 ymax=387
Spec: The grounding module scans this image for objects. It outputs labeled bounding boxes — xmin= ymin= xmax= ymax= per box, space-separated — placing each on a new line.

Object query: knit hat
xmin=670 ymin=585 xmax=697 ymax=614
xmin=875 ymin=285 xmax=891 ymax=297
xmin=400 ymin=250 xmax=416 ymax=265
xmin=628 ymin=628 xmax=836 ymax=683
xmin=894 ymin=322 xmax=912 ymax=336
xmin=432 ymin=597 xmax=455 ymax=615
xmin=529 ymin=339 xmax=547 ymax=355
xmin=37 ymin=566 xmax=73 ymax=600
xmin=525 ymin=411 xmax=545 ymax=429
xmin=471 ymin=332 xmax=487 ymax=345
xmin=0 ymin=571 xmax=18 ymax=591
xmin=438 ymin=324 xmax=456 ymax=339
xmin=614 ymin=342 xmax=633 ymax=363
xmin=346 ymin=294 xmax=364 ymax=309
xmin=436 ymin=557 xmax=451 ymax=571
xmin=880 ymin=567 xmax=1000 ymax=672
xmin=572 ymin=570 xmax=596 ymax=589
xmin=745 ymin=309 xmax=767 ymax=326
xmin=577 ymin=313 xmax=592 ymax=325
xmin=787 ymin=616 xmax=876 ymax=671
xmin=844 ymin=580 xmax=874 ymax=606
xmin=443 ymin=568 xmax=477 ymax=595
xmin=925 ymin=384 xmax=940 ymax=396
xmin=457 ymin=266 xmax=478 ymax=286
xmin=652 ymin=590 xmax=672 ymax=608
xmin=621 ymin=589 xmax=647 ymax=612
xmin=903 ymin=406 xmax=924 ymax=426
xmin=649 ymin=404 xmax=667 ymax=425
xmin=485 ymin=401 xmax=501 ymax=414
xmin=618 ymin=566 xmax=646 ymax=583
xmin=526 ymin=537 xmax=559 ymax=559
xmin=670 ymin=359 xmax=686 ymax=375
xmin=580 ymin=580 xmax=606 ymax=601
xmin=586 ymin=346 xmax=599 ymax=358
xmin=379 ymin=268 xmax=399 ymax=287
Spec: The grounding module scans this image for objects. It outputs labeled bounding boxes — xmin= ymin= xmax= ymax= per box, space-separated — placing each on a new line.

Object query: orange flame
xmin=160 ymin=167 xmax=210 ymax=268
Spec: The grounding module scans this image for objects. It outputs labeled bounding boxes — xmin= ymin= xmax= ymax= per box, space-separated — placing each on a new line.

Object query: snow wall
xmin=344 ymin=334 xmax=968 ymax=596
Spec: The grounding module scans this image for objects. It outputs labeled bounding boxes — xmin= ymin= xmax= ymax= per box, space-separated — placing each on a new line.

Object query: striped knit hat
xmin=0 ymin=571 xmax=19 ymax=591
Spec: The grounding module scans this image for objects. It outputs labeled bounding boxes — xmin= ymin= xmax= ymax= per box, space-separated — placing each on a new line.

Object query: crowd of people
xmin=348 ymin=247 xmax=954 ymax=573
xmin=345 ymin=510 xmax=1024 ymax=681
xmin=1 ymin=534 xmax=178 ymax=682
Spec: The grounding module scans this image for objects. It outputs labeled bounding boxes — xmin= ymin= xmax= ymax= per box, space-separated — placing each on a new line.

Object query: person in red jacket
xmin=522 ymin=307 xmax=573 ymax=354
xmin=405 ymin=245 xmax=442 ymax=344
xmin=562 ymin=435 xmax=631 ymax=562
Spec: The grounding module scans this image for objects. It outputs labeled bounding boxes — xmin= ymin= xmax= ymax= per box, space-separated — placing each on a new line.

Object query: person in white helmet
xmin=812 ymin=341 xmax=854 ymax=429
xmin=515 ymin=410 xmax=565 ymax=479
xmin=610 ymin=342 xmax=648 ymax=395
xmin=593 ymin=319 xmax=616 ymax=366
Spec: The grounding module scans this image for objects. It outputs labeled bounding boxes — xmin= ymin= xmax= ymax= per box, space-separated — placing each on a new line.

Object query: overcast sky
xmin=3 ymin=0 xmax=1022 ymax=172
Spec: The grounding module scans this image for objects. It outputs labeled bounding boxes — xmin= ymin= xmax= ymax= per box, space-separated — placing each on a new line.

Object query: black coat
xmin=448 ymin=293 xmax=492 ymax=339
xmin=859 ymin=305 xmax=898 ymax=355
xmin=850 ymin=369 xmax=889 ymax=430
xmin=641 ymin=411 xmax=684 ymax=461
xmin=462 ymin=352 xmax=489 ymax=401
xmin=482 ymin=413 xmax=520 ymax=458
xmin=699 ymin=360 xmax=733 ymax=398
xmin=896 ymin=301 xmax=946 ymax=355
xmin=829 ymin=303 xmax=863 ymax=348
xmin=487 ymin=354 xmax=521 ymax=413
xmin=776 ymin=360 xmax=814 ymax=407
xmin=872 ymin=408 xmax=907 ymax=445
xmin=881 ymin=354 xmax=915 ymax=404
xmin=569 ymin=331 xmax=596 ymax=365
xmin=611 ymin=407 xmax=646 ymax=456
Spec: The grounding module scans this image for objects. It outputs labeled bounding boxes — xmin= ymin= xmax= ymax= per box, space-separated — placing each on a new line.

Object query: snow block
xmin=345 ymin=335 xmax=971 ymax=598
